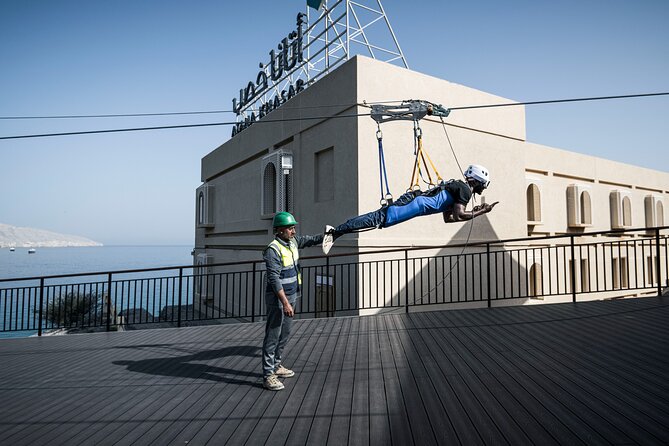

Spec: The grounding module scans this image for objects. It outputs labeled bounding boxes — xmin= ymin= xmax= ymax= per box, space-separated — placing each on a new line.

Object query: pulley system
xmin=368 ymin=100 xmax=455 ymax=206
xmin=370 ymin=100 xmax=450 ymax=123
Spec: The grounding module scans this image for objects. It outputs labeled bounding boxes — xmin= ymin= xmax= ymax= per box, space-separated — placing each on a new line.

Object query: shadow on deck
xmin=1 ymin=296 xmax=669 ymax=445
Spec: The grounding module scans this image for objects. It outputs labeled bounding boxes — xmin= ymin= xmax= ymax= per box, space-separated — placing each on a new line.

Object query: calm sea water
xmin=0 ymin=245 xmax=193 ymax=280
xmin=0 ymin=246 xmax=194 ymax=339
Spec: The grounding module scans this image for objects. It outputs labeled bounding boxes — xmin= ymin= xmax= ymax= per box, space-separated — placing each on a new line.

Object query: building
xmin=195 ymin=55 xmax=668 ymax=313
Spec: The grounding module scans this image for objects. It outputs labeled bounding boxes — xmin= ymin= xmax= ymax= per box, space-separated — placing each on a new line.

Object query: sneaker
xmin=275 ymin=365 xmax=295 ymax=378
xmin=323 ymin=225 xmax=335 ymax=255
xmin=263 ymin=374 xmax=285 ymax=391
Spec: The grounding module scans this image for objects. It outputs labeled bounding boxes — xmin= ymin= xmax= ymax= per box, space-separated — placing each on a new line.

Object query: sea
xmin=0 ymin=245 xmax=194 ymax=339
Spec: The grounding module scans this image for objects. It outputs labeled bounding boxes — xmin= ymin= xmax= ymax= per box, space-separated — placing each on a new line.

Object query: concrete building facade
xmin=195 ymin=56 xmax=668 ymax=311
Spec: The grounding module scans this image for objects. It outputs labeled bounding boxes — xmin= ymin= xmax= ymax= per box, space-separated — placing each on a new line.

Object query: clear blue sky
xmin=1 ymin=0 xmax=667 ymax=245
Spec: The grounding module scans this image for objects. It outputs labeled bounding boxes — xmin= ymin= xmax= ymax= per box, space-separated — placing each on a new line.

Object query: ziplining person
xmin=322 ymin=164 xmax=498 ymax=254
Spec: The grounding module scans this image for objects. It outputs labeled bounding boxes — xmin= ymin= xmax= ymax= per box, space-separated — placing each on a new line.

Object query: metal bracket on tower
xmin=370 ymin=100 xmax=451 ymax=124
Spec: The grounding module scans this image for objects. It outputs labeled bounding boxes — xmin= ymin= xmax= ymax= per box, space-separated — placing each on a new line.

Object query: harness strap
xmin=410 ymin=133 xmax=443 ymax=190
xmin=377 ymin=127 xmax=393 ymax=206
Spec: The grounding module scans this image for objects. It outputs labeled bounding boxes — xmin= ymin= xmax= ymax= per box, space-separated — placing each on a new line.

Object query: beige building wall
xmin=196 ymin=56 xmax=668 ymax=309
xmin=523 ymin=143 xmax=668 ymax=236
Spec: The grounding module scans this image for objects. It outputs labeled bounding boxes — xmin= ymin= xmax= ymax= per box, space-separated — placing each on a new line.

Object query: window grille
xmin=261 ymin=150 xmax=294 ymax=219
xmin=195 ymin=184 xmax=215 ymax=228
xmin=263 ymin=163 xmax=277 ymax=216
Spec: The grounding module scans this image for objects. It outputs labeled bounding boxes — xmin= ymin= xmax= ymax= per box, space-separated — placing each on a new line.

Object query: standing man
xmin=262 ymin=211 xmax=324 ymax=391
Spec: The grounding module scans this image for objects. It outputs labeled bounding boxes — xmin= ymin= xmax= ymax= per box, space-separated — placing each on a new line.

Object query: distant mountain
xmin=0 ymin=223 xmax=102 ymax=248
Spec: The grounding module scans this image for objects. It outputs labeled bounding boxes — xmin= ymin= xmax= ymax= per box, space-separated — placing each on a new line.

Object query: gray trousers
xmin=262 ymin=293 xmax=297 ymax=377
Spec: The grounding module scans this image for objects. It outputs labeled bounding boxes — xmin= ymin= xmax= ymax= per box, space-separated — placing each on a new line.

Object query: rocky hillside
xmin=0 ymin=223 xmax=102 ymax=248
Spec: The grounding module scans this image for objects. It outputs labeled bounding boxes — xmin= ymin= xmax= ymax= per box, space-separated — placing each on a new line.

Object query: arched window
xmin=568 ymin=185 xmax=591 ymax=227
xmin=263 ymin=163 xmax=277 ymax=215
xmin=198 ymin=191 xmax=205 ymax=225
xmin=657 ymin=201 xmax=664 ymax=226
xmin=622 ymin=196 xmax=632 ymax=227
xmin=195 ymin=184 xmax=214 ymax=228
xmin=526 ymin=184 xmax=541 ymax=222
xmin=580 ymin=191 xmax=592 ymax=225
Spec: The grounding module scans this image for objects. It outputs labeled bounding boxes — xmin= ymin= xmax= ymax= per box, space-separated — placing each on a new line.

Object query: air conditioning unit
xmin=196 ymin=184 xmax=215 ymax=228
xmin=195 ymin=253 xmax=214 ymax=300
xmin=566 ymin=184 xmax=592 ymax=228
xmin=261 ymin=150 xmax=294 ymax=219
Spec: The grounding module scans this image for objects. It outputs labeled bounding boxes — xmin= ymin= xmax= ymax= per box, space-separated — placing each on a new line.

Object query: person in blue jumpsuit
xmin=323 ymin=164 xmax=497 ymax=252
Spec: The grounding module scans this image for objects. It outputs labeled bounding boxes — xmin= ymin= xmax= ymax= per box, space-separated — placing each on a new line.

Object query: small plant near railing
xmin=35 ymin=291 xmax=106 ymax=331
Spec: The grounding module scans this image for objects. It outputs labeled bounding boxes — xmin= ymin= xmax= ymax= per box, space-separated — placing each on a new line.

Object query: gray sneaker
xmin=263 ymin=374 xmax=285 ymax=391
xmin=275 ymin=365 xmax=295 ymax=378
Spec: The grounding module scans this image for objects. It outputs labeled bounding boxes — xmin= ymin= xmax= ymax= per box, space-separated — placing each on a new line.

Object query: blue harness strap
xmin=377 ymin=129 xmax=393 ymax=206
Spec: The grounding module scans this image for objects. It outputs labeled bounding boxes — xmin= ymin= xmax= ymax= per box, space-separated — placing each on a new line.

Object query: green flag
xmin=307 ymin=0 xmax=325 ymax=10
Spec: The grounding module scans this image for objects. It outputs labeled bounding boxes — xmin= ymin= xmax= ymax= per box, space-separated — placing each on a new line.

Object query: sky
xmin=1 ymin=0 xmax=667 ymax=245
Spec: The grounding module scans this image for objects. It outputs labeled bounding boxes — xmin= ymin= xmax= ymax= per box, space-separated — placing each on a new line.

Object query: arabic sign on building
xmin=231 ymin=13 xmax=307 ymax=137
xmin=229 ymin=1 xmax=408 ymax=138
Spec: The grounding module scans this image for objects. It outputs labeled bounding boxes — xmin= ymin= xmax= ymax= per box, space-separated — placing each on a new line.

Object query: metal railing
xmin=1 ymin=226 xmax=667 ymax=335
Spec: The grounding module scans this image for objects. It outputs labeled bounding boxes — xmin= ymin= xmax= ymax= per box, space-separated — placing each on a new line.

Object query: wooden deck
xmin=1 ymin=296 xmax=669 ymax=445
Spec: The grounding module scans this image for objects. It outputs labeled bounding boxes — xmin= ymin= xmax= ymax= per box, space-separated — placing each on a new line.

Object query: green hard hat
xmin=273 ymin=211 xmax=298 ymax=228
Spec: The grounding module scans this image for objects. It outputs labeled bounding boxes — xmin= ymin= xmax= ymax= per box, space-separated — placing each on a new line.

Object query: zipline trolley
xmin=368 ymin=100 xmax=452 ymax=206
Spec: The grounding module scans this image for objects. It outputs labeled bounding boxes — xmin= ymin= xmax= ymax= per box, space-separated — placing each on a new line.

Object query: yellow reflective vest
xmin=267 ymin=238 xmax=301 ymax=295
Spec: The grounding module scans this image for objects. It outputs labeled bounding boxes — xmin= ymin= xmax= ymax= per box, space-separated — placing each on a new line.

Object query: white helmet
xmin=464 ymin=164 xmax=490 ymax=187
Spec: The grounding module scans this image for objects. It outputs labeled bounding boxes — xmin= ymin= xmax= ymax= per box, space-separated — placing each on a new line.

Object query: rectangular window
xmin=647 ymin=255 xmax=657 ymax=285
xmin=580 ymin=259 xmax=590 ymax=292
xmin=315 ymin=147 xmax=335 ymax=202
xmin=612 ymin=257 xmax=629 ymax=290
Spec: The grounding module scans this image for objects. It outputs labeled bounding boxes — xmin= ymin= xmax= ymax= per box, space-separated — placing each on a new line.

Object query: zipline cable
xmin=449 ymin=92 xmax=669 ymax=111
xmin=0 ymin=100 xmax=403 ymax=120
xmin=1 ymin=92 xmax=667 ymax=140
xmin=0 ymin=112 xmax=372 ymax=140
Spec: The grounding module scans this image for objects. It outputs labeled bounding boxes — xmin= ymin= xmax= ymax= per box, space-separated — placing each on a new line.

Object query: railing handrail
xmin=316 ymin=225 xmax=669 ymax=260
xmin=2 ymin=224 xmax=668 ymax=284
xmin=2 ymin=224 xmax=667 ymax=336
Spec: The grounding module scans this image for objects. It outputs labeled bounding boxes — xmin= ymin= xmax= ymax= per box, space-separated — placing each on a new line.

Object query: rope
xmin=377 ymin=212 xmax=477 ymax=316
xmin=381 ymin=116 xmax=478 ymax=314
xmin=440 ymin=117 xmax=465 ymax=179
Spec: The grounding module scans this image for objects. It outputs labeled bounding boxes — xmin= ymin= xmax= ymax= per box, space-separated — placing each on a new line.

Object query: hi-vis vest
xmin=267 ymin=239 xmax=301 ymax=295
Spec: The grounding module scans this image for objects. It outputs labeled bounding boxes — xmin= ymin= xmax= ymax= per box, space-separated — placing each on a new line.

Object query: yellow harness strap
xmin=409 ymin=135 xmax=443 ymax=190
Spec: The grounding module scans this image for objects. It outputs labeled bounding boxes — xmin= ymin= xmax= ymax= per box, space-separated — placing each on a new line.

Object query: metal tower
xmin=232 ymin=0 xmax=408 ymax=135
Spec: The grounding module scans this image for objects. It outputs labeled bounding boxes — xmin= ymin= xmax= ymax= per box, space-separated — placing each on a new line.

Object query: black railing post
xmin=251 ymin=262 xmax=257 ymax=322
xmin=486 ymin=243 xmax=491 ymax=308
xmin=177 ymin=267 xmax=183 ymax=328
xmin=570 ymin=235 xmax=577 ymax=303
xmin=405 ymin=249 xmax=409 ymax=313
xmin=106 ymin=272 xmax=113 ymax=332
xmin=656 ymin=228 xmax=662 ymax=297
xmin=37 ymin=278 xmax=44 ymax=336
